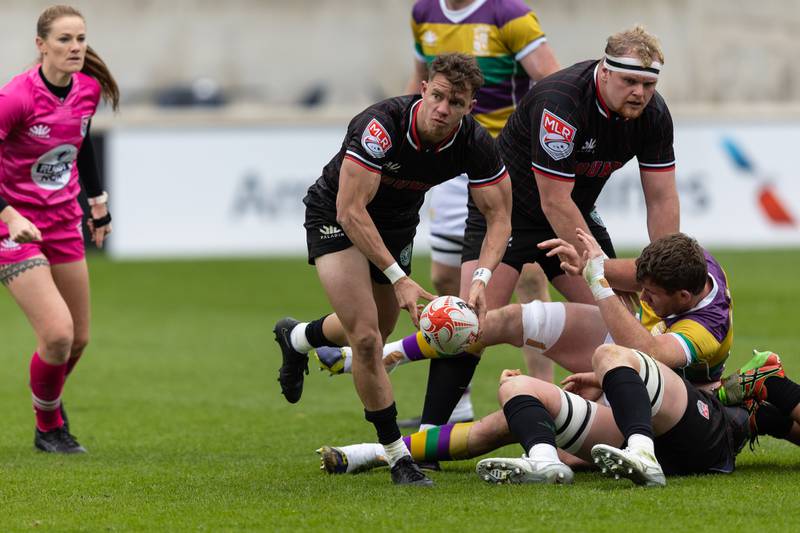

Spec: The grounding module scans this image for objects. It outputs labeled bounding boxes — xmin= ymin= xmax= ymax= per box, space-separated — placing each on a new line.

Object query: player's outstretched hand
xmin=574 ymin=228 xmax=604 ymax=260
xmin=538 ymin=237 xmax=583 ymax=275
xmin=467 ymin=279 xmax=488 ymax=334
xmin=6 ymin=211 xmax=42 ymax=243
xmin=394 ymin=277 xmax=435 ymax=328
xmin=561 ymin=372 xmax=603 ymax=401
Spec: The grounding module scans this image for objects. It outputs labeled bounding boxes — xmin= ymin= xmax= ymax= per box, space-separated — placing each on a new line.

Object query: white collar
xmin=439 ymin=0 xmax=488 ymax=23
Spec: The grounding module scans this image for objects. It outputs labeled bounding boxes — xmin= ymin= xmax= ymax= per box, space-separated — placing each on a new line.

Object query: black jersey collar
xmin=406 ymin=98 xmax=463 ymax=153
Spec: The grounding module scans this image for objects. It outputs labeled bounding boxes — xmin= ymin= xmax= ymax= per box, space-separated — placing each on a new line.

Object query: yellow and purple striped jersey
xmin=411 ymin=0 xmax=546 ymax=136
xmin=638 ymin=250 xmax=733 ymax=384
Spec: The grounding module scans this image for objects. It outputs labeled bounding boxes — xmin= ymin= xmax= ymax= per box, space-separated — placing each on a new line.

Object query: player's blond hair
xmin=605 ymin=25 xmax=664 ymax=68
xmin=37 ymin=5 xmax=120 ymax=111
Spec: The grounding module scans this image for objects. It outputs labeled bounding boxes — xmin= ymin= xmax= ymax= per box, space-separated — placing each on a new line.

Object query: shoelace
xmin=55 ymin=427 xmax=81 ymax=447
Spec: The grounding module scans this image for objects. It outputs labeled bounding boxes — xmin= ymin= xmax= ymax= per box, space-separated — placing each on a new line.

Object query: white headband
xmin=604 ymin=54 xmax=661 ymax=79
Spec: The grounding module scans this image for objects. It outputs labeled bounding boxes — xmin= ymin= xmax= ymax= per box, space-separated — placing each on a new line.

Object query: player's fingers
xmin=420 ymin=289 xmax=435 ymax=302
xmin=538 ymin=238 xmax=562 ymax=249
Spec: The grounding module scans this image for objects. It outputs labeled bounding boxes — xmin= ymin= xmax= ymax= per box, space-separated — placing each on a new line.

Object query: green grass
xmin=1 ymin=250 xmax=800 ymax=531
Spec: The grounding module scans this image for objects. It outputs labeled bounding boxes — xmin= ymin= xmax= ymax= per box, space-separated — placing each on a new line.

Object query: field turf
xmin=1 ymin=250 xmax=799 ymax=531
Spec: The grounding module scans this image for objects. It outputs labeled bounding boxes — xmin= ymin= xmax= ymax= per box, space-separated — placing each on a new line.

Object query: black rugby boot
xmin=274 ymin=317 xmax=309 ymax=403
xmin=390 ymin=456 xmax=434 ymax=486
xmin=34 ymin=426 xmax=87 ymax=454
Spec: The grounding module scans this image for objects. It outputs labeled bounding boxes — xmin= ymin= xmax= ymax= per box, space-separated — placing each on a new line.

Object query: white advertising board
xmin=107 ymin=122 xmax=800 ymax=259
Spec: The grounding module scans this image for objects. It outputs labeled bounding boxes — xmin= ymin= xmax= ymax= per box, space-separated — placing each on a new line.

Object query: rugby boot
xmin=718 ymin=350 xmax=785 ymax=406
xmin=591 ymin=444 xmax=665 ymax=487
xmin=315 ymin=347 xmax=346 ymax=376
xmin=476 ymin=455 xmax=573 ymax=485
xmin=35 ymin=426 xmax=87 ymax=454
xmin=390 ymin=456 xmax=434 ymax=486
xmin=317 ymin=445 xmax=349 ymax=474
xmin=273 ymin=317 xmax=309 ymax=403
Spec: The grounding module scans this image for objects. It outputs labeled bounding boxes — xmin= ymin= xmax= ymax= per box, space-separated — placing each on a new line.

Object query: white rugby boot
xmin=591 ymin=443 xmax=666 ymax=487
xmin=476 ymin=455 xmax=574 ymax=485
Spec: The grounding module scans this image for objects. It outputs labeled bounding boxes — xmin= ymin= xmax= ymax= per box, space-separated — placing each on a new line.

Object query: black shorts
xmin=461 ymin=209 xmax=616 ymax=280
xmin=304 ymin=203 xmax=416 ymax=285
xmin=654 ymin=379 xmax=749 ymax=476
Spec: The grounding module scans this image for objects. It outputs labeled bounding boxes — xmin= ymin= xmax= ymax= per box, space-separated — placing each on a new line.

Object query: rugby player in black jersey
xmin=272 ymin=54 xmax=512 ymax=485
xmin=415 ymin=25 xmax=681 ymax=432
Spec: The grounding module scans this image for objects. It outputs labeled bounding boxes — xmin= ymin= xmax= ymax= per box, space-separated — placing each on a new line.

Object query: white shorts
xmin=428 ymin=174 xmax=469 ymax=267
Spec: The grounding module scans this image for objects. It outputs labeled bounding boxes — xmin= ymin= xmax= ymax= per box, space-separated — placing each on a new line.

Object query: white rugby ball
xmin=419 ymin=296 xmax=479 ymax=355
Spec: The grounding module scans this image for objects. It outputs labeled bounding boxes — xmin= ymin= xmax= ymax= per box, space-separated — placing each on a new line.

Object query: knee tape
xmin=554 ymin=388 xmax=597 ymax=454
xmin=634 ymin=350 xmax=665 ymax=416
xmin=521 ymin=301 xmax=566 ymax=353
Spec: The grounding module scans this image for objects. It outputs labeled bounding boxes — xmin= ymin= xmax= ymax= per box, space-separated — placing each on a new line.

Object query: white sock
xmin=382 ymin=338 xmax=412 ymax=369
xmin=289 ymin=322 xmax=312 ymax=353
xmin=341 ymin=347 xmax=353 ymax=373
xmin=448 ymin=386 xmax=474 ymax=422
xmin=338 ymin=443 xmax=387 ymax=473
xmin=382 ymin=438 xmax=411 ymax=467
xmin=627 ymin=433 xmax=655 ymax=456
xmin=528 ymin=443 xmax=560 ymax=463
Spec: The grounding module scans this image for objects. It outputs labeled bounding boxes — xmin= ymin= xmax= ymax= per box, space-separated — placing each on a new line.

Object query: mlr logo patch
xmin=539 ymin=109 xmax=576 ymax=161
xmin=697 ymin=399 xmax=710 ymax=420
xmin=361 ymin=118 xmax=392 ymax=159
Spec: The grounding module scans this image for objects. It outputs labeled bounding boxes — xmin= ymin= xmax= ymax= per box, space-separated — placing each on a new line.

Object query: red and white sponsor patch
xmin=539 ymin=109 xmax=576 ymax=161
xmin=696 ymin=399 xmax=710 ymax=420
xmin=361 ymin=118 xmax=392 ymax=159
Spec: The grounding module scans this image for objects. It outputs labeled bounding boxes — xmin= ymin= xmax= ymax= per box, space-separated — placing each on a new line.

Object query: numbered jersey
xmin=0 ymin=66 xmax=100 ymax=223
xmin=411 ymin=0 xmax=546 ymax=136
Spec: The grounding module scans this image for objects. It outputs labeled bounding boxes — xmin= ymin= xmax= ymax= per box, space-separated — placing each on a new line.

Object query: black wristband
xmin=92 ymin=213 xmax=112 ymax=228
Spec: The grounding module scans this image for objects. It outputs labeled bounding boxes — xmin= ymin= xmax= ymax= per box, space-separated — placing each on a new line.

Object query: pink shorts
xmin=0 ymin=218 xmax=85 ymax=266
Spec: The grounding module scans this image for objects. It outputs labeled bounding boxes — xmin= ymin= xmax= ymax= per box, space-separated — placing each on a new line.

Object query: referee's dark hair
xmin=635 ymin=233 xmax=707 ymax=295
xmin=428 ymin=53 xmax=484 ymax=97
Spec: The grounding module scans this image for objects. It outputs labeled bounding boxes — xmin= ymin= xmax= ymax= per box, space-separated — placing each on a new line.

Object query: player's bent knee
xmin=71 ymin=336 xmax=89 ymax=357
xmin=41 ymin=329 xmax=74 ymax=361
xmin=349 ymin=330 xmax=383 ymax=359
xmin=498 ymin=375 xmax=539 ymax=403
xmin=591 ymin=343 xmax=636 ymax=371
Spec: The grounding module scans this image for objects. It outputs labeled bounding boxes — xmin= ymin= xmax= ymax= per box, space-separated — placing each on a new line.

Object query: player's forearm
xmin=596 ymin=296 xmax=655 ymax=354
xmin=337 ymin=207 xmax=396 ymax=271
xmin=475 ymin=216 xmax=511 ymax=272
xmin=645 ymin=192 xmax=680 ymax=241
xmin=542 ymin=201 xmax=592 ymax=254
xmin=602 ymin=259 xmax=640 ymax=292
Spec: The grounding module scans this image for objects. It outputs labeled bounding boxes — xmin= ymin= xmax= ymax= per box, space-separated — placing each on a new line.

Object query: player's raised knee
xmin=592 ymin=343 xmax=637 ymax=372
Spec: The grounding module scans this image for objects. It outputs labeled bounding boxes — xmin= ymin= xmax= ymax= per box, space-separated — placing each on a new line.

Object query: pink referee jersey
xmin=0 ymin=66 xmax=100 ymax=226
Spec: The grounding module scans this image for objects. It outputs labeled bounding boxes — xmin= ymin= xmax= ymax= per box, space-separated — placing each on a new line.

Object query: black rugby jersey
xmin=304 ymin=95 xmax=506 ymax=226
xmin=497 ymin=59 xmax=675 ymax=227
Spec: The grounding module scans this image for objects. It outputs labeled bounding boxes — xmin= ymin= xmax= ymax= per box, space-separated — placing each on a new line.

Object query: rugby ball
xmin=419 ymin=296 xmax=479 ymax=355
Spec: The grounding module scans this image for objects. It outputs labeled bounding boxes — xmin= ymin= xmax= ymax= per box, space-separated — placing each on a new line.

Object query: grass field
xmin=1 ymin=250 xmax=800 ymax=531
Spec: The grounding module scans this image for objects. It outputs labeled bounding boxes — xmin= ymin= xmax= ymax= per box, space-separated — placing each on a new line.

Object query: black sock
xmin=304 ymin=315 xmax=340 ymax=348
xmin=503 ymin=395 xmax=556 ymax=452
xmin=754 ymin=402 xmax=794 ymax=438
xmin=420 ymin=356 xmax=480 ymax=426
xmin=364 ymin=402 xmax=401 ymax=445
xmin=765 ymin=376 xmax=800 ymax=417
xmin=602 ymin=366 xmax=654 ymax=441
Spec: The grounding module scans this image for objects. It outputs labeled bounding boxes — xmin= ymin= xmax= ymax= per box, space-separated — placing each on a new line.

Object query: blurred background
xmin=2 ymin=0 xmax=799 ymax=258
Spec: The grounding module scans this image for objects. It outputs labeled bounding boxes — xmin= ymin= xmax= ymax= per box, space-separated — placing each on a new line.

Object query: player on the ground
xmin=272 ymin=54 xmax=512 ymax=486
xmin=319 ymin=25 xmax=680 ymax=431
xmin=0 ymin=5 xmax=118 ymax=453
xmin=316 ymin=231 xmax=737 ymax=478
xmin=407 ymin=1 xmax=561 ymax=407
xmin=319 ymin=230 xmax=730 ymax=398
xmin=318 ymin=346 xmax=797 ymax=487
